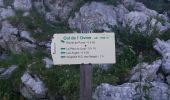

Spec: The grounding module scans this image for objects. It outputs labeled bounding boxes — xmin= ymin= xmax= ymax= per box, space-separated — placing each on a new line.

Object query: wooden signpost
xmin=51 ymin=33 xmax=115 ymax=100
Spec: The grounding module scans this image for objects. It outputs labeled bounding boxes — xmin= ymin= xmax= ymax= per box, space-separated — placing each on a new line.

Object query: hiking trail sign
xmin=51 ymin=33 xmax=116 ymax=65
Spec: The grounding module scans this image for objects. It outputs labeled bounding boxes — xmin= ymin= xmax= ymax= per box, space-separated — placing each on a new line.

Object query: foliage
xmin=28 ymin=45 xmax=137 ymax=99
xmin=7 ymin=10 xmax=73 ymax=42
xmin=0 ymin=50 xmax=46 ymax=100
xmin=137 ymin=0 xmax=170 ymax=13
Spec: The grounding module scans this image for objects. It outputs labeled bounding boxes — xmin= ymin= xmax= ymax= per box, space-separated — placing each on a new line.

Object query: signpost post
xmin=51 ymin=33 xmax=116 ymax=100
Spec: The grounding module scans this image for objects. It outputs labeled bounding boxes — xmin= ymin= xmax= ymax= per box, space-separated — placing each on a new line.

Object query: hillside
xmin=0 ymin=0 xmax=170 ymax=100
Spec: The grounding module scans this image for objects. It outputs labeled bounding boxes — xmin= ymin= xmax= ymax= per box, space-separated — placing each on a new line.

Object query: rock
xmin=156 ymin=73 xmax=165 ymax=82
xmin=0 ymin=65 xmax=18 ymax=79
xmin=20 ymin=31 xmax=35 ymax=43
xmin=44 ymin=0 xmax=77 ymax=20
xmin=33 ymin=0 xmax=46 ymax=14
xmin=134 ymin=2 xmax=158 ymax=17
xmin=94 ymin=82 xmax=170 ymax=100
xmin=23 ymin=12 xmax=30 ymax=17
xmin=154 ymin=38 xmax=170 ymax=74
xmin=69 ymin=2 xmax=117 ymax=32
xmin=0 ymin=21 xmax=36 ymax=53
xmin=43 ymin=57 xmax=53 ymax=68
xmin=20 ymin=72 xmax=48 ymax=100
xmin=166 ymin=76 xmax=170 ymax=85
xmin=0 ymin=0 xmax=4 ymax=6
xmin=45 ymin=41 xmax=51 ymax=51
xmin=125 ymin=2 xmax=170 ymax=33
xmin=123 ymin=11 xmax=149 ymax=34
xmin=130 ymin=60 xmax=162 ymax=82
xmin=45 ymin=12 xmax=56 ymax=22
xmin=0 ymin=7 xmax=15 ymax=20
xmin=69 ymin=1 xmax=170 ymax=34
xmin=14 ymin=0 xmax=32 ymax=11
xmin=122 ymin=0 xmax=136 ymax=8
xmin=122 ymin=9 xmax=169 ymax=34
xmin=114 ymin=4 xmax=129 ymax=22
xmin=38 ymin=41 xmax=51 ymax=51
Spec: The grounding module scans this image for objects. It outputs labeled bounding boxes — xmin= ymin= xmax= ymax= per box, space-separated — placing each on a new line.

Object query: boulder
xmin=0 ymin=21 xmax=36 ymax=53
xmin=166 ymin=75 xmax=170 ymax=85
xmin=0 ymin=65 xmax=18 ymax=79
xmin=154 ymin=38 xmax=170 ymax=74
xmin=69 ymin=1 xmax=170 ymax=34
xmin=0 ymin=0 xmax=3 ymax=6
xmin=45 ymin=12 xmax=56 ymax=22
xmin=20 ymin=31 xmax=35 ymax=43
xmin=134 ymin=2 xmax=158 ymax=17
xmin=130 ymin=60 xmax=162 ymax=82
xmin=0 ymin=7 xmax=15 ymax=20
xmin=43 ymin=57 xmax=53 ymax=68
xmin=14 ymin=0 xmax=32 ymax=11
xmin=20 ymin=72 xmax=48 ymax=100
xmin=33 ymin=0 xmax=46 ymax=14
xmin=122 ymin=0 xmax=136 ymax=8
xmin=44 ymin=0 xmax=77 ymax=20
xmin=123 ymin=11 xmax=150 ymax=33
xmin=114 ymin=4 xmax=129 ymax=22
xmin=94 ymin=82 xmax=170 ymax=100
xmin=69 ymin=2 xmax=117 ymax=32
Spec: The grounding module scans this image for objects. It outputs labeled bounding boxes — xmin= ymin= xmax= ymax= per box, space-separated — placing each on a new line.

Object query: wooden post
xmin=80 ymin=64 xmax=92 ymax=100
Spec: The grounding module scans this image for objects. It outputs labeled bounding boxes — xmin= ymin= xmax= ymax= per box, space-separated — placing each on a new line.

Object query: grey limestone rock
xmin=0 ymin=65 xmax=18 ymax=79
xmin=14 ymin=0 xmax=32 ymax=11
xmin=94 ymin=82 xmax=170 ymax=100
xmin=20 ymin=72 xmax=48 ymax=100
xmin=154 ymin=38 xmax=170 ymax=74
xmin=130 ymin=60 xmax=162 ymax=82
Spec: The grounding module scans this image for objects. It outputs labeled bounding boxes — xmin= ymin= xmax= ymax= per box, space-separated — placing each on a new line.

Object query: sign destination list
xmin=51 ymin=33 xmax=116 ymax=65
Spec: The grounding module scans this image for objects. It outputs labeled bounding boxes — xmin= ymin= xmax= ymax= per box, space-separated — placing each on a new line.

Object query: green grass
xmin=137 ymin=0 xmax=170 ymax=13
xmin=1 ymin=27 xmax=168 ymax=99
xmin=0 ymin=50 xmax=47 ymax=100
xmin=2 ymin=1 xmax=170 ymax=99
xmin=7 ymin=10 xmax=73 ymax=42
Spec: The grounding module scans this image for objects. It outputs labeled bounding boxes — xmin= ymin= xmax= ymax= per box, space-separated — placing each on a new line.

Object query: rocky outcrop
xmin=0 ymin=0 xmax=3 ymax=6
xmin=166 ymin=75 xmax=170 ymax=85
xmin=20 ymin=72 xmax=48 ymax=100
xmin=130 ymin=60 xmax=162 ymax=82
xmin=94 ymin=82 xmax=170 ymax=100
xmin=94 ymin=38 xmax=170 ymax=100
xmin=14 ymin=0 xmax=32 ymax=11
xmin=154 ymin=38 xmax=170 ymax=74
xmin=44 ymin=0 xmax=77 ymax=21
xmin=0 ymin=65 xmax=18 ymax=79
xmin=0 ymin=7 xmax=15 ymax=20
xmin=20 ymin=31 xmax=35 ymax=43
xmin=69 ymin=1 xmax=170 ymax=34
xmin=32 ymin=0 xmax=78 ymax=21
xmin=69 ymin=2 xmax=117 ymax=32
xmin=43 ymin=57 xmax=53 ymax=68
xmin=0 ymin=21 xmax=36 ymax=53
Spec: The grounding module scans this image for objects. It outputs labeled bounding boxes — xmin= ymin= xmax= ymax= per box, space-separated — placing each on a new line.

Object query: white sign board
xmin=51 ymin=33 xmax=116 ymax=65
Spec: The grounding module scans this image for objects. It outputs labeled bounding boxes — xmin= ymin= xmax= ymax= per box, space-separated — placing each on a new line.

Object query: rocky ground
xmin=0 ymin=0 xmax=170 ymax=100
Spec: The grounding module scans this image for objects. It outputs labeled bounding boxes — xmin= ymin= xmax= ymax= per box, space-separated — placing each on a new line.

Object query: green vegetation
xmin=0 ymin=44 xmax=138 ymax=100
xmin=137 ymin=0 xmax=170 ymax=13
xmin=0 ymin=52 xmax=34 ymax=100
xmin=7 ymin=10 xmax=73 ymax=42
